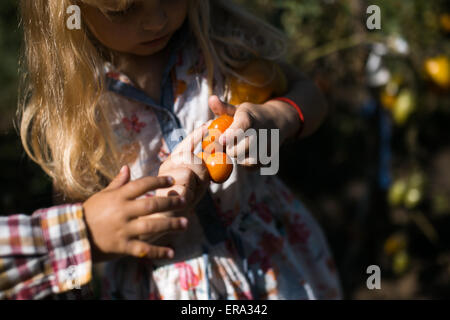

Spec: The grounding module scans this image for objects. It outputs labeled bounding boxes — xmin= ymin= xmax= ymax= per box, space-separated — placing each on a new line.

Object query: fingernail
xmin=179 ymin=217 xmax=188 ymax=228
xmin=179 ymin=196 xmax=186 ymax=204
xmin=167 ymin=177 xmax=174 ymax=185
xmin=120 ymin=165 xmax=127 ymax=174
xmin=167 ymin=250 xmax=174 ymax=259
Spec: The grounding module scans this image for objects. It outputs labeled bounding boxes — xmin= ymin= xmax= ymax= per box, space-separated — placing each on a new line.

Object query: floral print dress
xmin=98 ymin=25 xmax=342 ymax=300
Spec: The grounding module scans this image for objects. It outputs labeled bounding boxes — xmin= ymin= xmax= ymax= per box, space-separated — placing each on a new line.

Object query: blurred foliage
xmin=1 ymin=0 xmax=450 ymax=299
xmin=0 ymin=1 xmax=53 ymax=215
xmin=236 ymin=0 xmax=450 ymax=299
xmin=0 ymin=0 xmax=21 ymax=131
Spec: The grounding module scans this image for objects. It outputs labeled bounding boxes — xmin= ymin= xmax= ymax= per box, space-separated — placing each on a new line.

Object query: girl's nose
xmin=141 ymin=7 xmax=168 ymax=32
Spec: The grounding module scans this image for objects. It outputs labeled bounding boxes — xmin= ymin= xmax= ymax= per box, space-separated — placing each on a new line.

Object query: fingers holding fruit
xmin=218 ymin=111 xmax=254 ymax=145
xmin=205 ymin=59 xmax=289 ymax=173
xmin=219 ymin=106 xmax=262 ymax=168
xmin=157 ymin=124 xmax=213 ymax=211
xmin=172 ymin=122 xmax=210 ymax=155
xmin=222 ymin=127 xmax=258 ymax=163
xmin=208 ymin=95 xmax=237 ymax=117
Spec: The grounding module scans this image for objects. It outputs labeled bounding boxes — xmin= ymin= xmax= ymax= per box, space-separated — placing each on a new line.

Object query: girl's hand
xmin=208 ymin=95 xmax=299 ymax=168
xmin=156 ymin=124 xmax=211 ymax=212
xmin=82 ymin=166 xmax=188 ymax=263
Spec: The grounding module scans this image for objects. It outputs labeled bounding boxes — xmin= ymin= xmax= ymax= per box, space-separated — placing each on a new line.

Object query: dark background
xmin=1 ymin=0 xmax=450 ymax=299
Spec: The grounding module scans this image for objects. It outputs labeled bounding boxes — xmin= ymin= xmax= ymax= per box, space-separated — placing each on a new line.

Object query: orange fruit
xmin=208 ymin=114 xmax=234 ymax=133
xmin=205 ymin=152 xmax=233 ymax=183
xmin=229 ymin=59 xmax=288 ymax=105
xmin=203 ymin=141 xmax=224 ymax=155
xmin=202 ymin=128 xmax=224 ymax=151
xmin=202 ymin=115 xmax=234 ymax=151
xmin=199 ymin=115 xmax=235 ymax=184
xmin=202 ymin=131 xmax=217 ymax=151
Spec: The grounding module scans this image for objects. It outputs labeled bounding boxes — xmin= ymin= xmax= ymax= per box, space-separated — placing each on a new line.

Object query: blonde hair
xmin=18 ymin=0 xmax=287 ymax=201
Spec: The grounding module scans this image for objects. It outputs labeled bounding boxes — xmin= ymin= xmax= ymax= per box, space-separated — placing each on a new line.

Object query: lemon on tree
xmin=392 ymin=89 xmax=416 ymax=125
xmin=424 ymin=56 xmax=450 ymax=89
xmin=404 ymin=172 xmax=426 ymax=209
xmin=388 ymin=179 xmax=408 ymax=207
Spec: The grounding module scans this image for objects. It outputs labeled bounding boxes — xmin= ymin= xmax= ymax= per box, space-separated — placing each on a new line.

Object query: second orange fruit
xmin=199 ymin=114 xmax=234 ymax=183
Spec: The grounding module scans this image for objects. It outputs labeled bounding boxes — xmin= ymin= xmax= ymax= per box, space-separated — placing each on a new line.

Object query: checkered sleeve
xmin=0 ymin=203 xmax=92 ymax=299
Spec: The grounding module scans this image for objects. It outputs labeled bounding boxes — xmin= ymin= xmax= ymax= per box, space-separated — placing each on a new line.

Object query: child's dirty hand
xmin=157 ymin=124 xmax=211 ymax=211
xmin=156 ymin=123 xmax=210 ymax=208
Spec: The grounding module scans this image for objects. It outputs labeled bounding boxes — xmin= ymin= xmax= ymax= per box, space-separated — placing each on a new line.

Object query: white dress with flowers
xmin=98 ymin=26 xmax=342 ymax=300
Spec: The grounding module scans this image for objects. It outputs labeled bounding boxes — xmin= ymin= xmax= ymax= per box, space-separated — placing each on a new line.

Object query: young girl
xmin=2 ymin=0 xmax=342 ymax=299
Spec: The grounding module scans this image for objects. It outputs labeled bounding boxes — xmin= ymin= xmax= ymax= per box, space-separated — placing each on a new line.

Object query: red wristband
xmin=271 ymin=97 xmax=305 ymax=138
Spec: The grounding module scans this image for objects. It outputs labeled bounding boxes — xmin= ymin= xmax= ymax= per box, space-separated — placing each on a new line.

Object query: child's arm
xmin=0 ymin=203 xmax=91 ymax=299
xmin=0 ymin=167 xmax=188 ymax=299
xmin=208 ymin=63 xmax=328 ymax=168
xmin=265 ymin=62 xmax=329 ymax=140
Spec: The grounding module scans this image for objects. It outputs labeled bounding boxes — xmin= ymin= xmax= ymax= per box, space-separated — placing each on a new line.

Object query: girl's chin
xmin=109 ymin=35 xmax=172 ymax=57
xmin=132 ymin=35 xmax=172 ymax=56
xmin=129 ymin=48 xmax=165 ymax=56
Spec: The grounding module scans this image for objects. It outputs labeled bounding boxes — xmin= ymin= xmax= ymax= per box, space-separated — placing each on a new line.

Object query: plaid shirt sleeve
xmin=0 ymin=203 xmax=92 ymax=299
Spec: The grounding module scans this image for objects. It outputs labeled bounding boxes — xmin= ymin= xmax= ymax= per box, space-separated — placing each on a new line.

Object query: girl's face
xmin=82 ymin=0 xmax=189 ymax=56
